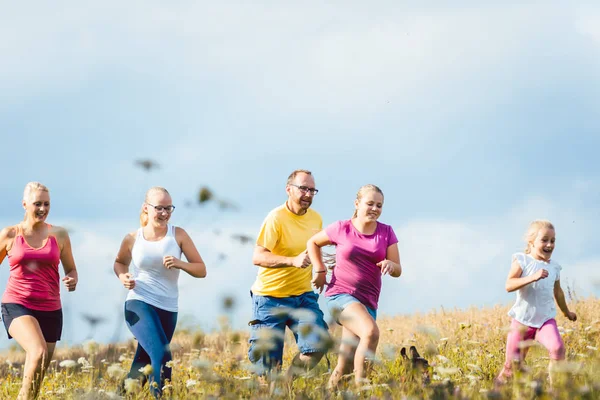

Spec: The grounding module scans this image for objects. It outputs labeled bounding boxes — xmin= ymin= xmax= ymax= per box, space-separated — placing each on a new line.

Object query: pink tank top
xmin=2 ymin=224 xmax=62 ymax=311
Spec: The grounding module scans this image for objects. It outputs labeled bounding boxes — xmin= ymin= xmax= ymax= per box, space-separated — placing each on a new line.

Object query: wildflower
xmin=118 ymin=355 xmax=130 ymax=362
xmin=467 ymin=364 xmax=482 ymax=372
xmin=436 ymin=367 xmax=460 ymax=375
xmin=124 ymin=378 xmax=141 ymax=393
xmin=186 ymin=379 xmax=198 ymax=388
xmin=59 ymin=360 xmax=77 ymax=369
xmin=107 ymin=364 xmax=127 ymax=379
xmin=139 ymin=364 xmax=153 ymax=376
xmin=78 ymin=357 xmax=90 ymax=367
xmin=436 ymin=355 xmax=449 ymax=363
xmin=586 ymin=346 xmax=598 ymax=351
xmin=191 ymin=358 xmax=212 ymax=370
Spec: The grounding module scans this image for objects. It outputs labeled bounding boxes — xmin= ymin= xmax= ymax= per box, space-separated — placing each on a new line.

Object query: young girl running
xmin=307 ymin=184 xmax=401 ymax=388
xmin=496 ymin=220 xmax=577 ymax=383
xmin=114 ymin=187 xmax=207 ymax=398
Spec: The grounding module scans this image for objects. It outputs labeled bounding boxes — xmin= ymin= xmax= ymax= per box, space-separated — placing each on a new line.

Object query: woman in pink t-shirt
xmin=307 ymin=184 xmax=401 ymax=389
xmin=0 ymin=182 xmax=78 ymax=399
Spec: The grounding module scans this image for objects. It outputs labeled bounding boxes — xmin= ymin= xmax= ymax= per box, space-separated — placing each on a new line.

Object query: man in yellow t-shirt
xmin=248 ymin=169 xmax=330 ymax=375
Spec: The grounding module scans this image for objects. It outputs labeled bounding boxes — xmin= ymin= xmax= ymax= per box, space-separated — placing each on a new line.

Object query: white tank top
xmin=126 ymin=225 xmax=182 ymax=312
xmin=508 ymin=252 xmax=562 ymax=328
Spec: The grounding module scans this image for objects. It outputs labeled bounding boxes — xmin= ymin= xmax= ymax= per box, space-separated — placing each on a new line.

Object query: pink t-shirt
xmin=324 ymin=220 xmax=398 ymax=311
xmin=2 ymin=228 xmax=62 ymax=311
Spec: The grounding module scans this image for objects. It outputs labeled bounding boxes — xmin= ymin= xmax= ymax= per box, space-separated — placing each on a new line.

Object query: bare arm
xmin=306 ymin=230 xmax=331 ymax=273
xmin=0 ymin=227 xmax=13 ymax=265
xmin=307 ymin=230 xmax=332 ymax=293
xmin=252 ymin=246 xmax=309 ymax=269
xmin=505 ymin=258 xmax=548 ymax=292
xmin=54 ymin=227 xmax=78 ymax=292
xmin=378 ymin=243 xmax=402 ymax=277
xmin=166 ymin=228 xmax=206 ymax=278
xmin=114 ymin=233 xmax=136 ymax=289
xmin=554 ymin=280 xmax=577 ymax=321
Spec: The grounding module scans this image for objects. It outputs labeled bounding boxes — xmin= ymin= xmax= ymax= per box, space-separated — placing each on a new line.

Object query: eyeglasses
xmin=147 ymin=203 xmax=176 ymax=213
xmin=289 ymin=184 xmax=319 ymax=195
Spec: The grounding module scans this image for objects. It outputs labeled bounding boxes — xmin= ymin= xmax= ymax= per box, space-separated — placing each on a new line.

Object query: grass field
xmin=0 ymin=297 xmax=598 ymax=399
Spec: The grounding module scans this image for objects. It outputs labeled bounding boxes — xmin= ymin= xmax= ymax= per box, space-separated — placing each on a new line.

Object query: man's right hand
xmin=292 ymin=250 xmax=311 ymax=268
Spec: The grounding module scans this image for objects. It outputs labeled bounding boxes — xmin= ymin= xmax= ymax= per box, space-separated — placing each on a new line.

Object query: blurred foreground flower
xmin=124 ymin=378 xmax=141 ymax=393
xmin=107 ymin=363 xmax=127 ymax=379
xmin=139 ymin=364 xmax=153 ymax=376
xmin=59 ymin=360 xmax=77 ymax=369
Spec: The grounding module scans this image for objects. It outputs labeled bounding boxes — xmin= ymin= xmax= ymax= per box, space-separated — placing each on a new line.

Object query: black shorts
xmin=1 ymin=303 xmax=63 ymax=342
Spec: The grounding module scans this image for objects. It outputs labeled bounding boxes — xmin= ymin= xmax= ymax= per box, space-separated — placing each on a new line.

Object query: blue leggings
xmin=124 ymin=300 xmax=178 ymax=398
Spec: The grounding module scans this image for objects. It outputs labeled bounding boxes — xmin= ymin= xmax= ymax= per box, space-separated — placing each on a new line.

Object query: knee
xmin=28 ymin=344 xmax=49 ymax=366
xmin=548 ymin=342 xmax=565 ymax=360
xmin=361 ymin=325 xmax=380 ymax=343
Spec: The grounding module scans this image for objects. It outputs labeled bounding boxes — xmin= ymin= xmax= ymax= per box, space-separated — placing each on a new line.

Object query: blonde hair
xmin=286 ymin=169 xmax=312 ymax=185
xmin=140 ymin=187 xmax=170 ymax=227
xmin=352 ymin=184 xmax=384 ymax=218
xmin=524 ymin=219 xmax=555 ymax=254
xmin=23 ymin=182 xmax=49 ymax=202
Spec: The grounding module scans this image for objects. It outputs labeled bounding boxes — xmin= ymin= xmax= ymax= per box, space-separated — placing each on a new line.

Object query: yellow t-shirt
xmin=251 ymin=203 xmax=323 ymax=297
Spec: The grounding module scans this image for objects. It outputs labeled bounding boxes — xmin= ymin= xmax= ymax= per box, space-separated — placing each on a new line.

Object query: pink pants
xmin=503 ymin=318 xmax=565 ymax=369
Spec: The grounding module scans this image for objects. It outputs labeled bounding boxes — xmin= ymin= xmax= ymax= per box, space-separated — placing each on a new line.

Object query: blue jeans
xmin=326 ymin=293 xmax=377 ymax=321
xmin=124 ymin=300 xmax=178 ymax=398
xmin=248 ymin=291 xmax=329 ymax=372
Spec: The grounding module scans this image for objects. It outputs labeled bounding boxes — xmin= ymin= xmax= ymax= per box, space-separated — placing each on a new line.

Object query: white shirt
xmin=508 ymin=252 xmax=561 ymax=328
xmin=126 ymin=225 xmax=182 ymax=312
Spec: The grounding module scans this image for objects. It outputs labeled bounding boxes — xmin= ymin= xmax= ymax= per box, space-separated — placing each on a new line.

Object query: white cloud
xmin=1 ymin=2 xmax=594 ymax=115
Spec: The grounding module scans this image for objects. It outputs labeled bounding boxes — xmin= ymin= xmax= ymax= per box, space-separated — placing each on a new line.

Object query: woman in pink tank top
xmin=0 ymin=182 xmax=79 ymax=400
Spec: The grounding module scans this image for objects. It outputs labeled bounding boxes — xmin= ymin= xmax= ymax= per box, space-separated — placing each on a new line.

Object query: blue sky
xmin=1 ymin=1 xmax=599 ymax=349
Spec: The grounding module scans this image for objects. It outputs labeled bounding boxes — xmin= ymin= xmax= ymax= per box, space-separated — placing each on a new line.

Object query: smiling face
xmin=142 ymin=190 xmax=174 ymax=227
xmin=529 ymin=227 xmax=556 ymax=261
xmin=23 ymin=189 xmax=51 ymax=223
xmin=286 ymin=172 xmax=317 ymax=214
xmin=354 ymin=189 xmax=384 ymax=222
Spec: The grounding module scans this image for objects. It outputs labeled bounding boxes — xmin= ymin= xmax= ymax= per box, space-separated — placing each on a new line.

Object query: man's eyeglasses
xmin=147 ymin=203 xmax=176 ymax=213
xmin=289 ymin=184 xmax=319 ymax=195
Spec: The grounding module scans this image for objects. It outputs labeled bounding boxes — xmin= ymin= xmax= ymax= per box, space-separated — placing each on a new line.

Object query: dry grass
xmin=1 ymin=297 xmax=599 ymax=399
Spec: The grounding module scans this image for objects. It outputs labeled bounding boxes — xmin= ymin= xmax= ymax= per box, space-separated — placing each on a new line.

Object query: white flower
xmin=186 ymin=379 xmax=198 ymax=388
xmin=59 ymin=360 xmax=77 ymax=368
xmin=124 ymin=378 xmax=141 ymax=393
xmin=436 ymin=355 xmax=449 ymax=363
xmin=77 ymin=357 xmax=90 ymax=367
xmin=107 ymin=364 xmax=127 ymax=379
xmin=139 ymin=364 xmax=153 ymax=376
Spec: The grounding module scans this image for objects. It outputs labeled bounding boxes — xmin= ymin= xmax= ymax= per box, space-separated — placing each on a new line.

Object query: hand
xmin=163 ymin=255 xmax=181 ymax=270
xmin=533 ymin=269 xmax=549 ymax=281
xmin=565 ymin=311 xmax=577 ymax=321
xmin=312 ymin=271 xmax=328 ymax=294
xmin=62 ymin=276 xmax=77 ymax=292
xmin=377 ymin=259 xmax=397 ymax=276
xmin=292 ymin=250 xmax=311 ymax=269
xmin=119 ymin=273 xmax=135 ymax=290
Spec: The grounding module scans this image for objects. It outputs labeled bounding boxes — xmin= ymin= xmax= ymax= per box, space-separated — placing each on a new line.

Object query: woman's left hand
xmin=163 ymin=255 xmax=181 ymax=270
xmin=377 ymin=259 xmax=397 ymax=276
xmin=62 ymin=276 xmax=77 ymax=291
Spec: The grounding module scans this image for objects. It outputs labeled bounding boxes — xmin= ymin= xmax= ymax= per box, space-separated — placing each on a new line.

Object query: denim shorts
xmin=326 ymin=293 xmax=377 ymax=322
xmin=248 ymin=291 xmax=329 ymax=371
